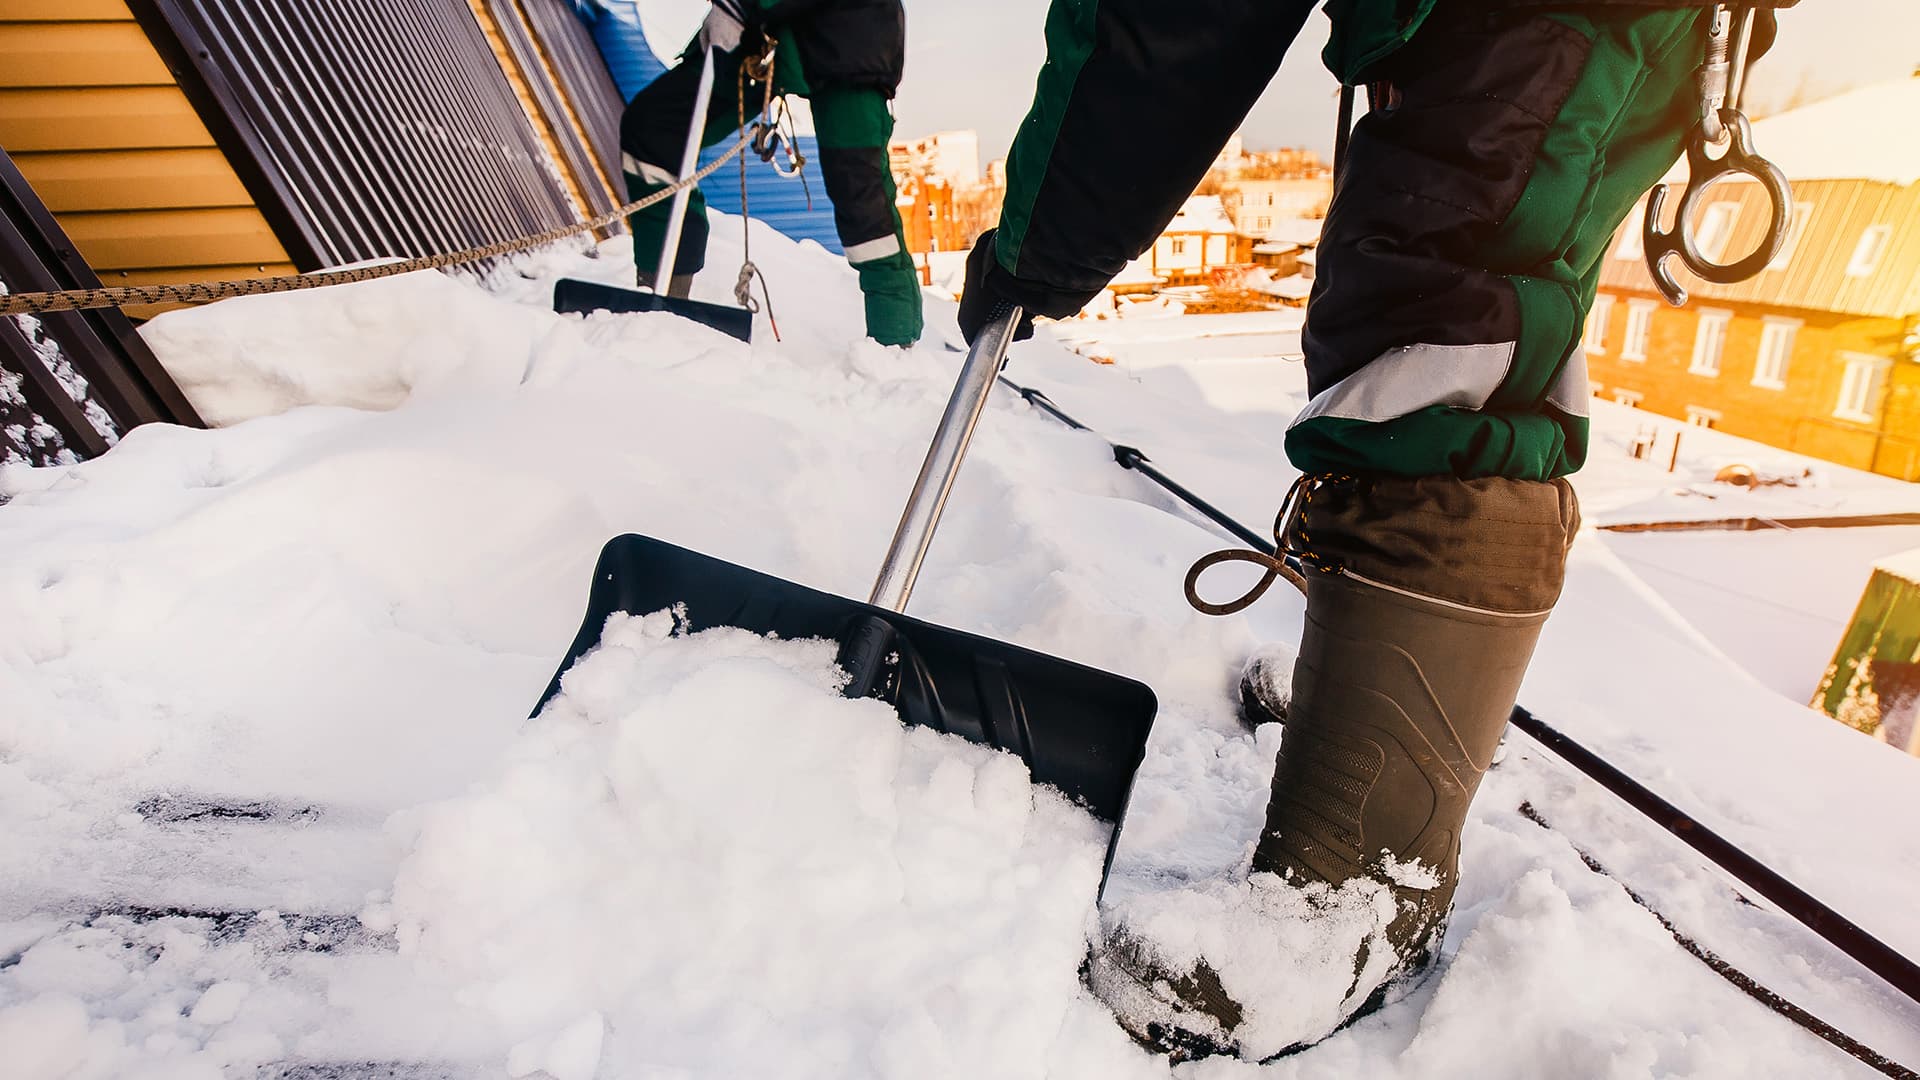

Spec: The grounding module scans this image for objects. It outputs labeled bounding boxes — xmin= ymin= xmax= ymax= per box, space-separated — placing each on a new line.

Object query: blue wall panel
xmin=572 ymin=1 xmax=842 ymax=256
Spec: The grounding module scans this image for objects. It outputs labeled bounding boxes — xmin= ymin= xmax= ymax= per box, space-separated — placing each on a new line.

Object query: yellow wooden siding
xmin=2 ymin=0 xmax=129 ymax=19
xmin=0 ymin=86 xmax=218 ymax=150
xmin=16 ymin=149 xmax=251 ymax=211
xmin=0 ymin=21 xmax=173 ymax=86
xmin=0 ymin=0 xmax=293 ymax=315
xmin=61 ymin=207 xmax=287 ymax=270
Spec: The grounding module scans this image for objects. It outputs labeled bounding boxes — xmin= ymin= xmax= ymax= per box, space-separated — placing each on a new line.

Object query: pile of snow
xmin=3 ymin=212 xmax=1918 ymax=1078
xmin=381 ymin=611 xmax=1109 ymax=1078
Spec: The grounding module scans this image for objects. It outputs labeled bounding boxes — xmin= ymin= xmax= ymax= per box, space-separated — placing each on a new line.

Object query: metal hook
xmin=1643 ymin=109 xmax=1791 ymax=307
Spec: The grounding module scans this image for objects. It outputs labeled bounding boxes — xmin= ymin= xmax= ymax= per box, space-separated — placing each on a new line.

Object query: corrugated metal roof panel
xmin=1601 ymin=178 xmax=1920 ymax=318
xmin=127 ymin=0 xmax=587 ymax=271
xmin=698 ymin=139 xmax=842 ymax=256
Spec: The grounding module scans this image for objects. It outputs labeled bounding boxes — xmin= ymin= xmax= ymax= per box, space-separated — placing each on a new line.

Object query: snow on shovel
xmin=531 ymin=310 xmax=1157 ymax=882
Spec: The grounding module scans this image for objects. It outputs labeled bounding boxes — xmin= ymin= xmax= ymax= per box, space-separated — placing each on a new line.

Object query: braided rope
xmin=0 ymin=132 xmax=754 ymax=317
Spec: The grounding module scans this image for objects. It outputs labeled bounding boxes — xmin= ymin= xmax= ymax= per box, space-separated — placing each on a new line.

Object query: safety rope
xmin=0 ymin=131 xmax=758 ymax=317
xmin=734 ymin=42 xmax=781 ymax=340
xmin=1519 ymin=803 xmax=1918 ymax=1080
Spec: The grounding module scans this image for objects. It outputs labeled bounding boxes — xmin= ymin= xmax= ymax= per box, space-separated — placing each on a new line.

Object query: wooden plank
xmin=0 ymin=21 xmax=173 ymax=87
xmin=0 ymin=87 xmax=215 ymax=151
xmin=14 ymin=148 xmax=251 ymax=211
xmin=0 ymin=0 xmax=134 ymax=21
xmin=59 ymin=206 xmax=289 ymax=270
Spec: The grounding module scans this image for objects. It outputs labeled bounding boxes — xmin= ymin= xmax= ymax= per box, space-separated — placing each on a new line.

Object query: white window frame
xmin=1612 ymin=389 xmax=1644 ymax=407
xmin=1847 ymin=225 xmax=1892 ymax=278
xmin=1751 ymin=317 xmax=1800 ymax=390
xmin=1689 ymin=309 xmax=1731 ymax=376
xmin=1622 ymin=300 xmax=1656 ymax=362
xmin=1585 ymin=294 xmax=1615 ymax=354
xmin=1170 ymin=237 xmax=1187 ymax=256
xmin=1615 ymin=201 xmax=1646 ymax=260
xmin=1834 ymin=352 xmax=1893 ymax=423
xmin=1768 ymin=202 xmax=1814 ymax=271
xmin=1695 ymin=204 xmax=1739 ymax=263
xmin=1685 ymin=405 xmax=1722 ymax=429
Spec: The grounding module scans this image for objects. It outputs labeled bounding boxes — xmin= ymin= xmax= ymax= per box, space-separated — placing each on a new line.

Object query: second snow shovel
xmin=553 ymin=47 xmax=754 ymax=343
xmin=534 ymin=310 xmax=1157 ymax=834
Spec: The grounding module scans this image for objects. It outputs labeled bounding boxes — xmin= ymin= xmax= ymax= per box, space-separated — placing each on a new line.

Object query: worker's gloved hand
xmin=698 ymin=0 xmax=747 ymax=54
xmin=957 ymin=229 xmax=1037 ymax=346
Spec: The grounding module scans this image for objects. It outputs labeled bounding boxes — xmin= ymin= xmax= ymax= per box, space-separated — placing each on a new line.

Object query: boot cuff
xmin=1286 ymin=475 xmax=1579 ymax=614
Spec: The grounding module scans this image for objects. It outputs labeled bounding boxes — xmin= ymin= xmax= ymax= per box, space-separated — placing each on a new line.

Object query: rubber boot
xmin=1088 ymin=474 xmax=1579 ymax=1061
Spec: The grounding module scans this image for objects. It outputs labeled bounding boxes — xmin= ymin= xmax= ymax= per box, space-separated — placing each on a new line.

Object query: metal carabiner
xmin=1643 ymin=110 xmax=1792 ymax=306
xmin=1642 ymin=4 xmax=1790 ymax=306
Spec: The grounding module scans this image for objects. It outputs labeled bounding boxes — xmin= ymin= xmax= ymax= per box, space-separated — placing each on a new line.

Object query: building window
xmin=1752 ymin=318 xmax=1799 ymax=390
xmin=1585 ymin=294 xmax=1614 ymax=353
xmin=1622 ymin=300 xmax=1656 ymax=361
xmin=1834 ymin=353 xmax=1893 ymax=423
xmin=1614 ymin=201 xmax=1646 ymax=260
xmin=1690 ymin=310 xmax=1731 ymax=376
xmin=1846 ymin=225 xmax=1892 ymax=278
xmin=1255 ymin=216 xmax=1271 ymax=231
xmin=1612 ymin=389 xmax=1644 ymax=407
xmin=1768 ymin=203 xmax=1815 ymax=271
xmin=1171 ymin=238 xmax=1187 ymax=255
xmin=1695 ymin=204 xmax=1739 ymax=263
xmin=1685 ymin=406 xmax=1722 ymax=429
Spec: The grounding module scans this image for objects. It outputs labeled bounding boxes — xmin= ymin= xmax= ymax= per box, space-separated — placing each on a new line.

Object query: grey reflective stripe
xmin=1288 ymin=341 xmax=1516 ymax=427
xmin=623 ymin=153 xmax=678 ymax=187
xmin=844 ymin=234 xmax=902 ymax=264
xmin=1545 ymin=344 xmax=1591 ymax=418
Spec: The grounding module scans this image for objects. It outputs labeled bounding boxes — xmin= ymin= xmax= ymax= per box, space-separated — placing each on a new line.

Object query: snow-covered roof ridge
xmin=1170 ymin=195 xmax=1241 ymax=235
xmin=1733 ymin=76 xmax=1920 ymax=186
xmin=1880 ymin=548 xmax=1920 ymax=585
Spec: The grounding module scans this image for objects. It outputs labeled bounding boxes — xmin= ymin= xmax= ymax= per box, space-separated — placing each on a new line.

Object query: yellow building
xmin=1585 ymin=78 xmax=1920 ymax=482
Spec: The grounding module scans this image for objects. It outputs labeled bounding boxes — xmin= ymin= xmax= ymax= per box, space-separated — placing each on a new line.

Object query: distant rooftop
xmin=1667 ymin=75 xmax=1920 ymax=186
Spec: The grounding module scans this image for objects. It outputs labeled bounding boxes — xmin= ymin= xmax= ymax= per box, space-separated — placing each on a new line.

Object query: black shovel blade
xmin=534 ymin=534 xmax=1158 ymax=825
xmin=554 ymin=278 xmax=753 ymax=343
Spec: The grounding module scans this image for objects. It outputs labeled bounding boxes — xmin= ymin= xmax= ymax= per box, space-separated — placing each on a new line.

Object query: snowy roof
xmin=1665 ymin=76 xmax=1920 ymax=186
xmin=1109 ymin=257 xmax=1164 ymax=287
xmin=1167 ymin=195 xmax=1240 ymax=235
xmin=1250 ymin=272 xmax=1313 ymax=300
xmin=1257 ymin=217 xmax=1324 ymax=246
xmin=1879 ymin=548 xmax=1920 ymax=585
xmin=1252 ymin=241 xmax=1300 ymax=256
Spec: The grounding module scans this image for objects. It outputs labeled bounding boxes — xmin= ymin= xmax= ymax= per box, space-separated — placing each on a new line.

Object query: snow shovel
xmin=533 ymin=310 xmax=1157 ymax=833
xmin=552 ymin=47 xmax=754 ymax=344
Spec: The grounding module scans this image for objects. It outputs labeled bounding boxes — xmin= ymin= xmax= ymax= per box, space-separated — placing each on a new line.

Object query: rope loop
xmin=1182 ymin=473 xmax=1353 ymax=617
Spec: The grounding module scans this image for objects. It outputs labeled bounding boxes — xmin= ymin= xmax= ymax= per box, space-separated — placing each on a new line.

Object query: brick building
xmin=1584 ymin=77 xmax=1920 ymax=481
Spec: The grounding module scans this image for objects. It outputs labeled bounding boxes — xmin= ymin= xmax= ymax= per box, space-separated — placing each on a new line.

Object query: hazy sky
xmin=889 ymin=1 xmax=1917 ymax=162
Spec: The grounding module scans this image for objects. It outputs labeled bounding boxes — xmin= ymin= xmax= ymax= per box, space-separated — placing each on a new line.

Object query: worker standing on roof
xmin=619 ymin=0 xmax=922 ymax=346
xmin=959 ymin=0 xmax=1795 ymax=1061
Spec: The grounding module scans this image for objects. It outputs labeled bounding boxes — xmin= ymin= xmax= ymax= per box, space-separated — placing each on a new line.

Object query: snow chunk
xmin=139 ymin=269 xmax=554 ymax=426
xmin=386 ymin=616 xmax=1109 ymax=1078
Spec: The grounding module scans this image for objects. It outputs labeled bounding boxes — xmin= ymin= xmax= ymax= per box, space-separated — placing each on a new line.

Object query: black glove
xmin=956 ymin=229 xmax=1036 ymax=346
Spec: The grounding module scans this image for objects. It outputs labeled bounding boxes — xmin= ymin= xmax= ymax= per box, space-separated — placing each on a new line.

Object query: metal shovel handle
xmin=868 ymin=310 xmax=1023 ymax=612
xmin=655 ymin=47 xmax=718 ymax=287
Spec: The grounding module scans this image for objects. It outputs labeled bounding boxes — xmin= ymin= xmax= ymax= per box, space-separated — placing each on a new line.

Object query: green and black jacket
xmin=991 ymin=0 xmax=1794 ymax=480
